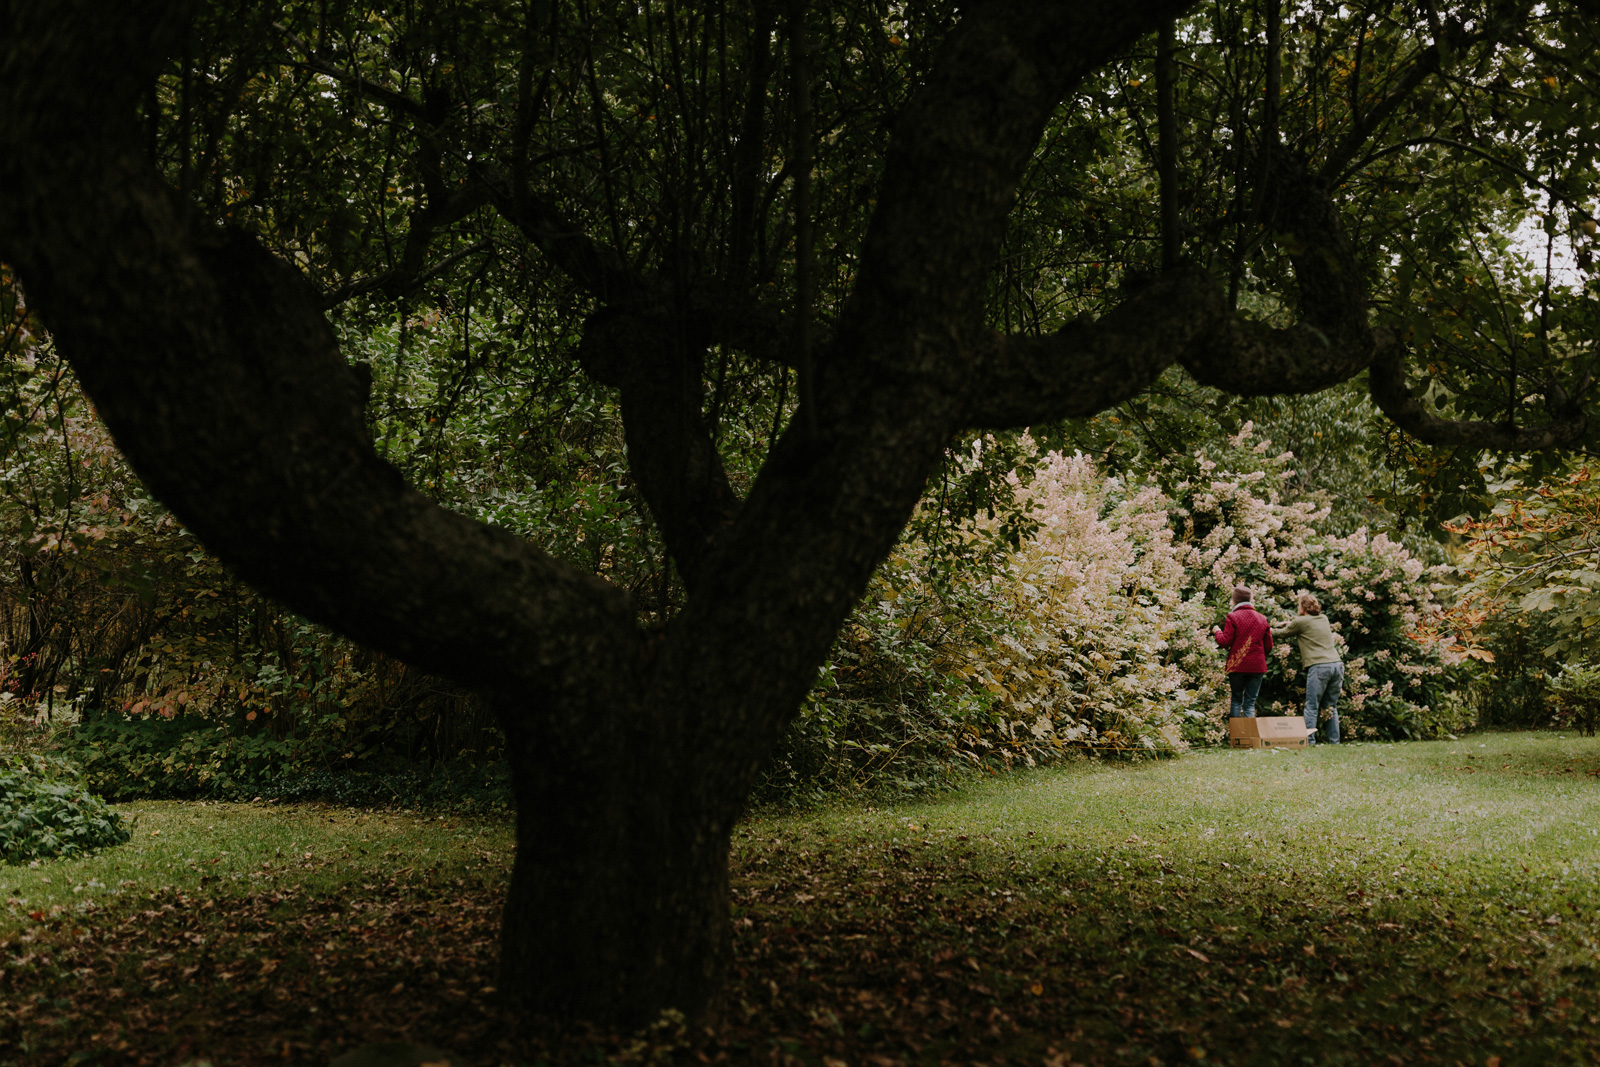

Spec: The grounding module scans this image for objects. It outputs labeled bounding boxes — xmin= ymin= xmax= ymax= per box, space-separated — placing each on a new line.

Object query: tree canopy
xmin=5 ymin=0 xmax=1600 ymax=1030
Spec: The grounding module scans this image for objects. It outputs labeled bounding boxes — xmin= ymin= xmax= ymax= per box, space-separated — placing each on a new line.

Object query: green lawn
xmin=0 ymin=801 xmax=510 ymax=924
xmin=0 ymin=803 xmax=514 ymax=1066
xmin=727 ymin=732 xmax=1600 ymax=1067
xmin=3 ymin=733 xmax=1600 ymax=1065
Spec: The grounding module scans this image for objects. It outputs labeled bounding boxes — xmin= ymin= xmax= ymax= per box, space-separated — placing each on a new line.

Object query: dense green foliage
xmin=67 ymin=714 xmax=511 ymax=809
xmin=0 ymin=342 xmax=509 ymax=800
xmin=1460 ymin=611 xmax=1559 ymax=728
xmin=1435 ymin=464 xmax=1600 ymax=731
xmin=0 ymin=753 xmax=127 ymax=865
xmin=1548 ymin=660 xmax=1600 ymax=736
xmin=0 ymin=343 xmax=503 ymax=792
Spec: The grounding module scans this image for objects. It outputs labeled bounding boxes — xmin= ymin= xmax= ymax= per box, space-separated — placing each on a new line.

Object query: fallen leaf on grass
xmin=1183 ymin=948 xmax=1210 ymax=963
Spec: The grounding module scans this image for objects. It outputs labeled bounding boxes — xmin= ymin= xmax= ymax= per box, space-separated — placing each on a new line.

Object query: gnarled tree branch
xmin=967 ymin=147 xmax=1390 ymax=426
xmin=480 ymin=163 xmax=644 ymax=305
xmin=1180 ymin=148 xmax=1388 ymax=395
xmin=967 ymin=265 xmax=1222 ymax=427
xmin=1369 ymin=343 xmax=1589 ymax=450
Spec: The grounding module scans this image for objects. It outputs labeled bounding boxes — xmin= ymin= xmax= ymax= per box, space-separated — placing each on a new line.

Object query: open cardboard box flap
xmin=1228 ymin=716 xmax=1310 ymax=749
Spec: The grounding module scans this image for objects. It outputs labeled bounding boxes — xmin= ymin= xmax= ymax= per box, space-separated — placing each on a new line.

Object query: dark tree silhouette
xmin=0 ymin=0 xmax=1589 ymax=1027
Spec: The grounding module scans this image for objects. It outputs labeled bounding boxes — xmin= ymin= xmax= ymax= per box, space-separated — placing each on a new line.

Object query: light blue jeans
xmin=1304 ymin=661 xmax=1344 ymax=744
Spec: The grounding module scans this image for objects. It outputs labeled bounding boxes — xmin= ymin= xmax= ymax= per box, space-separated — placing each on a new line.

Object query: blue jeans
xmin=1304 ymin=661 xmax=1344 ymax=744
xmin=1228 ymin=673 xmax=1265 ymax=718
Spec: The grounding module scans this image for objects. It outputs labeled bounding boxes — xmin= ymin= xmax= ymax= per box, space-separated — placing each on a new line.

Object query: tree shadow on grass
xmin=5 ymin=799 xmax=1599 ymax=1066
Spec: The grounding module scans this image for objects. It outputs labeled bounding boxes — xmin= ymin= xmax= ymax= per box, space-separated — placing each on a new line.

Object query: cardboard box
xmin=1227 ymin=716 xmax=1310 ymax=749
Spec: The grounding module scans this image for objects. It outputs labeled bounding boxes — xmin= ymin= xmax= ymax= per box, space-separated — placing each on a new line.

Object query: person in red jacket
xmin=1213 ymin=585 xmax=1273 ymax=718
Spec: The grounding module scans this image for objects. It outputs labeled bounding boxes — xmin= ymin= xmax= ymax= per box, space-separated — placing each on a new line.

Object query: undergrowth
xmin=0 ymin=754 xmax=127 ymax=865
xmin=54 ymin=715 xmax=512 ymax=813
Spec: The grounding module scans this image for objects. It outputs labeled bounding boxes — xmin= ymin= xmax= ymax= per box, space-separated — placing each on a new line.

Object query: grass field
xmin=4 ymin=733 xmax=1600 ymax=1065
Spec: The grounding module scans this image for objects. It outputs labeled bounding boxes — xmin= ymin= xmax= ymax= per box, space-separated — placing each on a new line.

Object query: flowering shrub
xmin=966 ymin=452 xmax=1200 ymax=759
xmin=765 ymin=426 xmax=1469 ymax=798
xmin=1159 ymin=425 xmax=1469 ymax=742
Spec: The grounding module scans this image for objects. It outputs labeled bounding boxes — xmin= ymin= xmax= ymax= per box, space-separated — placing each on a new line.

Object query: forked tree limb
xmin=482 ymin=162 xmax=807 ymax=367
xmin=480 ymin=165 xmax=645 ymax=305
xmin=321 ymin=235 xmax=493 ymax=310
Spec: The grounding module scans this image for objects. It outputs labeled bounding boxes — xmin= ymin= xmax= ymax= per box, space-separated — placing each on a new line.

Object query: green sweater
xmin=1271 ymin=614 xmax=1341 ymax=666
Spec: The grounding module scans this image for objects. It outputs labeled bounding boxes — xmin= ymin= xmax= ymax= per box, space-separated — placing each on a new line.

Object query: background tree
xmin=3 ymin=0 xmax=1598 ymax=1030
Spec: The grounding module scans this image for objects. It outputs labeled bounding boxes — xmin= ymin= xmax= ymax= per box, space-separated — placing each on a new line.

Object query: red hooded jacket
xmin=1214 ymin=603 xmax=1273 ymax=674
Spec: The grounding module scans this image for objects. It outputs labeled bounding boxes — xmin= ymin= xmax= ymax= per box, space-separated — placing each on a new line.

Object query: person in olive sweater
xmin=1212 ymin=585 xmax=1273 ymax=718
xmin=1272 ymin=594 xmax=1344 ymax=745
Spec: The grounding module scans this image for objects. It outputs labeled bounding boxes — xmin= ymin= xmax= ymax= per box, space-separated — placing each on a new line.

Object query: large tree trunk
xmin=498 ymin=811 xmax=732 ymax=1026
xmin=495 ymin=692 xmax=737 ymax=1024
